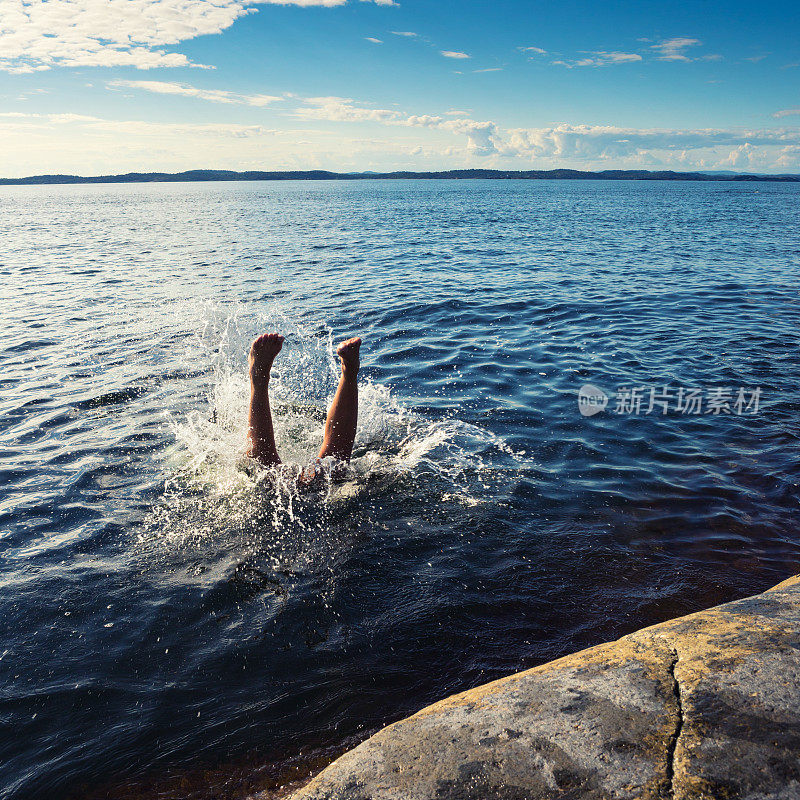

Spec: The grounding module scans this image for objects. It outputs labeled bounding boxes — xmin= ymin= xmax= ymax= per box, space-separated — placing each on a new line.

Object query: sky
xmin=0 ymin=0 xmax=798 ymax=176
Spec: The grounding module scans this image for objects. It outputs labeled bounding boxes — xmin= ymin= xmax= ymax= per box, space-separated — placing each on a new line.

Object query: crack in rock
xmin=664 ymin=648 xmax=684 ymax=799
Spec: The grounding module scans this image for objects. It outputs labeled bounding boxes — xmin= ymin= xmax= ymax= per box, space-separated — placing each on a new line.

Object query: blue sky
xmin=0 ymin=0 xmax=798 ymax=176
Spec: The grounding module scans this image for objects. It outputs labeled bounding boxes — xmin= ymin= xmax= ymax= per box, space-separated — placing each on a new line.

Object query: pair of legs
xmin=246 ymin=333 xmax=361 ymax=466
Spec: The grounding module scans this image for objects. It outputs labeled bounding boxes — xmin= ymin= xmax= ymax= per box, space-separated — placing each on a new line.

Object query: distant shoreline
xmin=2 ymin=168 xmax=800 ymax=186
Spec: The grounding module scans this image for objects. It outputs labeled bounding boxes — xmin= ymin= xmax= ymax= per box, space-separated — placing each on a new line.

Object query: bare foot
xmin=337 ymin=337 xmax=361 ymax=377
xmin=249 ymin=332 xmax=284 ymax=383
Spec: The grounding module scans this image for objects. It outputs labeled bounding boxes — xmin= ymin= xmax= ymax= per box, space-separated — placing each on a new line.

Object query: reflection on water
xmin=1 ymin=180 xmax=799 ymax=799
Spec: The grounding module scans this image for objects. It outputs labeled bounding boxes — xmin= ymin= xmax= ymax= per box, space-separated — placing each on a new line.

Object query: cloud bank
xmin=0 ymin=0 xmax=392 ymax=74
xmin=502 ymin=124 xmax=800 ymax=170
xmin=289 ymin=95 xmax=800 ymax=168
xmin=2 ymin=110 xmax=800 ymax=176
xmin=3 ymin=74 xmax=800 ymax=176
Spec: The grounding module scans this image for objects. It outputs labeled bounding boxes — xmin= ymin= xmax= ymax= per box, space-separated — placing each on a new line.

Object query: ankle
xmin=250 ymin=371 xmax=271 ymax=388
xmin=341 ymin=364 xmax=359 ymax=380
xmin=249 ymin=355 xmax=275 ymax=384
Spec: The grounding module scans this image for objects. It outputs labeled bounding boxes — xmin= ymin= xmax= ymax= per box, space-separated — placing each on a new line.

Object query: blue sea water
xmin=1 ymin=179 xmax=799 ymax=799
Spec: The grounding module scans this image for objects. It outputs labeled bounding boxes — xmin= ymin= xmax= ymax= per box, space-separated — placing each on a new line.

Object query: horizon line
xmin=2 ymin=167 xmax=800 ymax=187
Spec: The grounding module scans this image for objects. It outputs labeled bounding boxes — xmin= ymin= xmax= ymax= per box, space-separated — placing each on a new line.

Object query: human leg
xmin=246 ymin=332 xmax=284 ymax=465
xmin=318 ymin=337 xmax=361 ymax=462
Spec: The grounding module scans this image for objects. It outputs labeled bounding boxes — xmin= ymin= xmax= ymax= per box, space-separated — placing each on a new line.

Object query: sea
xmin=1 ymin=179 xmax=799 ymax=799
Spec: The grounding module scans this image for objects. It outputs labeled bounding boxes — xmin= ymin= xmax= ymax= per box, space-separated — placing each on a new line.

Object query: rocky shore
xmin=281 ymin=575 xmax=800 ymax=800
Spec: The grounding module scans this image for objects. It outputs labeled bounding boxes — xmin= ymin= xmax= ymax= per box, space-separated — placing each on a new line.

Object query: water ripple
xmin=0 ymin=179 xmax=799 ymax=799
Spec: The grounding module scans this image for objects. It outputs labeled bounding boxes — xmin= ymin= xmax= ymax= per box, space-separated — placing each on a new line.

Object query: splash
xmin=141 ymin=304 xmax=532 ymax=552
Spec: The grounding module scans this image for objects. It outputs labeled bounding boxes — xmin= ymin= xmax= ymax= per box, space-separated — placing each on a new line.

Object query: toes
xmin=252 ymin=332 xmax=283 ymax=353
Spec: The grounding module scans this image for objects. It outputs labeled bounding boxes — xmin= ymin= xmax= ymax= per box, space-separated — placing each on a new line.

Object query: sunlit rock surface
xmin=287 ymin=575 xmax=800 ymax=800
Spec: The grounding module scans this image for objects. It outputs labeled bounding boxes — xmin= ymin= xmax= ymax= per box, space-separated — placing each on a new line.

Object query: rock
xmin=288 ymin=575 xmax=800 ymax=800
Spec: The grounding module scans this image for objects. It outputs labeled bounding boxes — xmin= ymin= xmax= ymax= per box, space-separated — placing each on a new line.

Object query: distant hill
xmin=1 ymin=168 xmax=799 ymax=186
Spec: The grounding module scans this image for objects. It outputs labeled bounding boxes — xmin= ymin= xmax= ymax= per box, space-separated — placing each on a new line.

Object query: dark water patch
xmin=73 ymin=386 xmax=148 ymax=410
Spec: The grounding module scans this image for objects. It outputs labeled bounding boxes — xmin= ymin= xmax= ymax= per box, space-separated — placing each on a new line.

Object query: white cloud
xmin=433 ymin=118 xmax=498 ymax=155
xmin=595 ymin=51 xmax=641 ymax=64
xmin=473 ymin=67 xmax=502 ymax=73
xmin=108 ymin=79 xmax=282 ymax=106
xmin=0 ymin=111 xmax=103 ymax=122
xmin=390 ymin=30 xmax=417 ymax=37
xmin=292 ymin=96 xmax=501 ymax=155
xmin=523 ymin=37 xmax=725 ymax=68
xmin=441 ymin=50 xmax=470 ymax=59
xmin=650 ymin=37 xmax=702 ymax=62
xmin=552 ymin=51 xmax=642 ymax=68
xmin=365 ymin=37 xmax=383 ymax=44
xmin=774 ymin=108 xmax=800 ymax=118
xmin=723 ymin=142 xmax=756 ymax=169
xmin=0 ymin=0 xmax=392 ymax=74
xmin=295 ymin=96 xmax=401 ymax=123
xmin=48 ymin=112 xmax=105 ymax=122
xmin=402 ymin=114 xmax=499 ymax=154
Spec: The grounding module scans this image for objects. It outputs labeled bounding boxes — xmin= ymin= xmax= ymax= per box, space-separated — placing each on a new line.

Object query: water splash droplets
xmin=142 ymin=304 xmax=532 ymax=554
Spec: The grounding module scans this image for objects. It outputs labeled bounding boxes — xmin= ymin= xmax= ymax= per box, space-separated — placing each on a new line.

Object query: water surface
xmin=1 ymin=179 xmax=799 ymax=799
